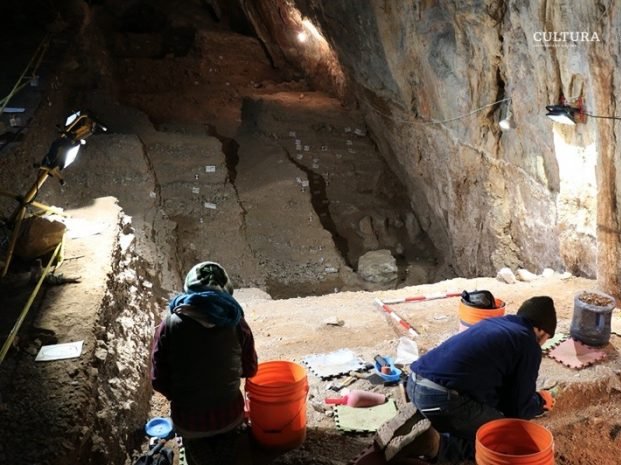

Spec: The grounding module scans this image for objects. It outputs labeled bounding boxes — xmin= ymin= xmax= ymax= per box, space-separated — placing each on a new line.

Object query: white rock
xmin=357 ymin=250 xmax=398 ymax=283
xmin=323 ymin=316 xmax=345 ymax=327
xmin=559 ymin=271 xmax=573 ymax=280
xmin=516 ymin=268 xmax=538 ymax=282
xmin=496 ymin=267 xmax=517 ymax=284
xmin=541 ymin=268 xmax=555 ymax=278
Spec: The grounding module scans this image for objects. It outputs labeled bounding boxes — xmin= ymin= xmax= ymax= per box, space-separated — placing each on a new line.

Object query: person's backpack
xmin=134 ymin=441 xmax=174 ymax=465
xmin=461 ymin=290 xmax=496 ymax=309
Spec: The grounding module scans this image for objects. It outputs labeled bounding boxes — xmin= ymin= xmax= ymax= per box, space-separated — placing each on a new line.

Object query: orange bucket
xmin=459 ymin=298 xmax=505 ymax=332
xmin=245 ymin=361 xmax=308 ymax=449
xmin=476 ymin=419 xmax=554 ymax=465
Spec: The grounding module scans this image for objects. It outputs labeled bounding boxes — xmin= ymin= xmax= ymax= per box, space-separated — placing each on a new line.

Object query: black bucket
xmin=570 ymin=290 xmax=616 ymax=346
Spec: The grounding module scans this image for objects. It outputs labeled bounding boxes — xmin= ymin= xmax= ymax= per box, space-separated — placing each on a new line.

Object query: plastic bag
xmin=461 ymin=290 xmax=496 ymax=309
xmin=394 ymin=336 xmax=419 ymax=365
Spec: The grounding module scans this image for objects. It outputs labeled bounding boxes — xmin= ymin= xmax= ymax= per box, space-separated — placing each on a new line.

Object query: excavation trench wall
xmin=0 ymin=198 xmax=161 ymax=465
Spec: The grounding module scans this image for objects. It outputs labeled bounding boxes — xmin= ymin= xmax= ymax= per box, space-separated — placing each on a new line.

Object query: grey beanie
xmin=184 ymin=261 xmax=234 ymax=295
xmin=517 ymin=296 xmax=557 ymax=337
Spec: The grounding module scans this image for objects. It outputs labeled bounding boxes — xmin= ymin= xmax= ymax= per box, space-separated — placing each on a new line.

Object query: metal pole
xmin=1 ymin=206 xmax=26 ymax=278
xmin=381 ymin=292 xmax=462 ymax=305
xmin=1 ymin=171 xmax=51 ymax=277
xmin=0 ymin=34 xmax=50 ymax=115
xmin=374 ymin=298 xmax=420 ymax=338
xmin=8 ymin=170 xmax=50 ymax=224
xmin=0 ymin=189 xmax=65 ymax=215
xmin=0 ymin=240 xmax=62 ymax=365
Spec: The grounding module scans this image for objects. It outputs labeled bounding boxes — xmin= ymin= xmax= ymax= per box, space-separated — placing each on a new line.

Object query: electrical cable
xmin=425 ymin=97 xmax=512 ymax=124
xmin=584 ymin=112 xmax=621 ymax=121
xmin=360 ymin=96 xmax=511 ymax=126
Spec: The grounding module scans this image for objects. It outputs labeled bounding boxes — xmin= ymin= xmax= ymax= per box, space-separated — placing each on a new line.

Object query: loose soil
xmin=577 ymin=291 xmax=615 ymax=308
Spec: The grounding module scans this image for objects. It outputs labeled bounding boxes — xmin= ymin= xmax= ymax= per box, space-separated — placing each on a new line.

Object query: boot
xmin=348 ymin=443 xmax=387 ymax=465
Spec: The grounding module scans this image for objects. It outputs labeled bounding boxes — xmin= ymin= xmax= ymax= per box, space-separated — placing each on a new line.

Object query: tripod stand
xmin=0 ymin=111 xmax=107 ymax=277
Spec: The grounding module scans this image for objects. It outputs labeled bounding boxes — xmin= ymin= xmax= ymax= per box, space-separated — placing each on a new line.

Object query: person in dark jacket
xmin=151 ymin=261 xmax=258 ymax=465
xmin=405 ymin=295 xmax=558 ymax=463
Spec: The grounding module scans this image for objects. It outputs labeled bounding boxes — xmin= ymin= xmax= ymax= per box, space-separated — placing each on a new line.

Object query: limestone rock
xmin=357 ymin=249 xmax=398 ymax=283
xmin=406 ymin=262 xmax=430 ymax=285
xmin=541 ymin=268 xmax=555 ymax=278
xmin=358 ymin=215 xmax=380 ymax=249
xmin=404 ymin=212 xmax=422 ymax=242
xmin=322 ymin=316 xmax=345 ymax=326
xmin=496 ymin=267 xmax=517 ymax=284
xmin=516 ymin=268 xmax=538 ymax=282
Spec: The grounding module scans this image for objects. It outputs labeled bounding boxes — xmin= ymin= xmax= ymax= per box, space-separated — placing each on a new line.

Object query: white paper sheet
xmin=35 ymin=340 xmax=84 ymax=362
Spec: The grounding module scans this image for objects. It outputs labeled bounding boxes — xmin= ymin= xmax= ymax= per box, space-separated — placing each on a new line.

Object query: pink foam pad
xmin=547 ymin=338 xmax=607 ymax=369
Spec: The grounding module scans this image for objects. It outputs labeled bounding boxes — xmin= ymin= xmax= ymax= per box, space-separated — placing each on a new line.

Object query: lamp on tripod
xmin=1 ymin=111 xmax=107 ymax=277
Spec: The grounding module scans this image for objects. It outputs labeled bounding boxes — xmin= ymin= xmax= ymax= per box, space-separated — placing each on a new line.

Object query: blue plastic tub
xmin=374 ymin=356 xmax=402 ymax=383
xmin=145 ymin=417 xmax=173 ymax=438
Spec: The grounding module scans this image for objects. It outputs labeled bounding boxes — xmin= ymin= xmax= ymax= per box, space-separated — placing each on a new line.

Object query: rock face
xmin=244 ymin=0 xmax=620 ymax=297
xmin=2 ymin=0 xmax=618 ymax=295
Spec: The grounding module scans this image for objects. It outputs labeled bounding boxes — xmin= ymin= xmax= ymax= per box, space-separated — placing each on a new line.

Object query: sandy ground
xmin=1 ymin=3 xmax=621 ymax=465
xmin=145 ymin=274 xmax=621 ymax=465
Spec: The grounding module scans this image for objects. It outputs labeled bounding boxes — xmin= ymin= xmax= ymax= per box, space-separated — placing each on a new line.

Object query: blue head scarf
xmin=168 ymin=290 xmax=243 ymax=327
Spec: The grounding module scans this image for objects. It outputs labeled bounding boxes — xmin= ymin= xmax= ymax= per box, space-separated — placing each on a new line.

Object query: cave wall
xmin=3 ymin=0 xmax=619 ymax=291
xmin=241 ymin=0 xmax=349 ymax=99
xmin=242 ymin=0 xmax=621 ymax=294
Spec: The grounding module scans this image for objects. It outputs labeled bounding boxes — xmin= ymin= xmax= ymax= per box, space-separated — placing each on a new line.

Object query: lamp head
xmin=65 ymin=111 xmax=80 ymax=126
xmin=41 ymin=138 xmax=80 ymax=170
xmin=545 ymin=105 xmax=577 ymax=125
xmin=40 ymin=111 xmax=108 ymax=170
xmin=61 ymin=144 xmax=81 ymax=169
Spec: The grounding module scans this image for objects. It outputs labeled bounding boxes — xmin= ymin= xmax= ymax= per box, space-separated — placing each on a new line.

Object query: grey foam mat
xmin=302 ymin=348 xmax=367 ymax=379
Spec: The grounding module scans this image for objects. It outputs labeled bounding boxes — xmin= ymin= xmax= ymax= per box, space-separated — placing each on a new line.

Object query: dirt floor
xmin=1 ymin=3 xmax=621 ymax=465
xmin=147 ymin=275 xmax=621 ymax=465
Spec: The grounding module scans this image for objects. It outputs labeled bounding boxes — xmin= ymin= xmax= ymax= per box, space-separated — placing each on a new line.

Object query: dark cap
xmin=517 ymin=296 xmax=557 ymax=337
